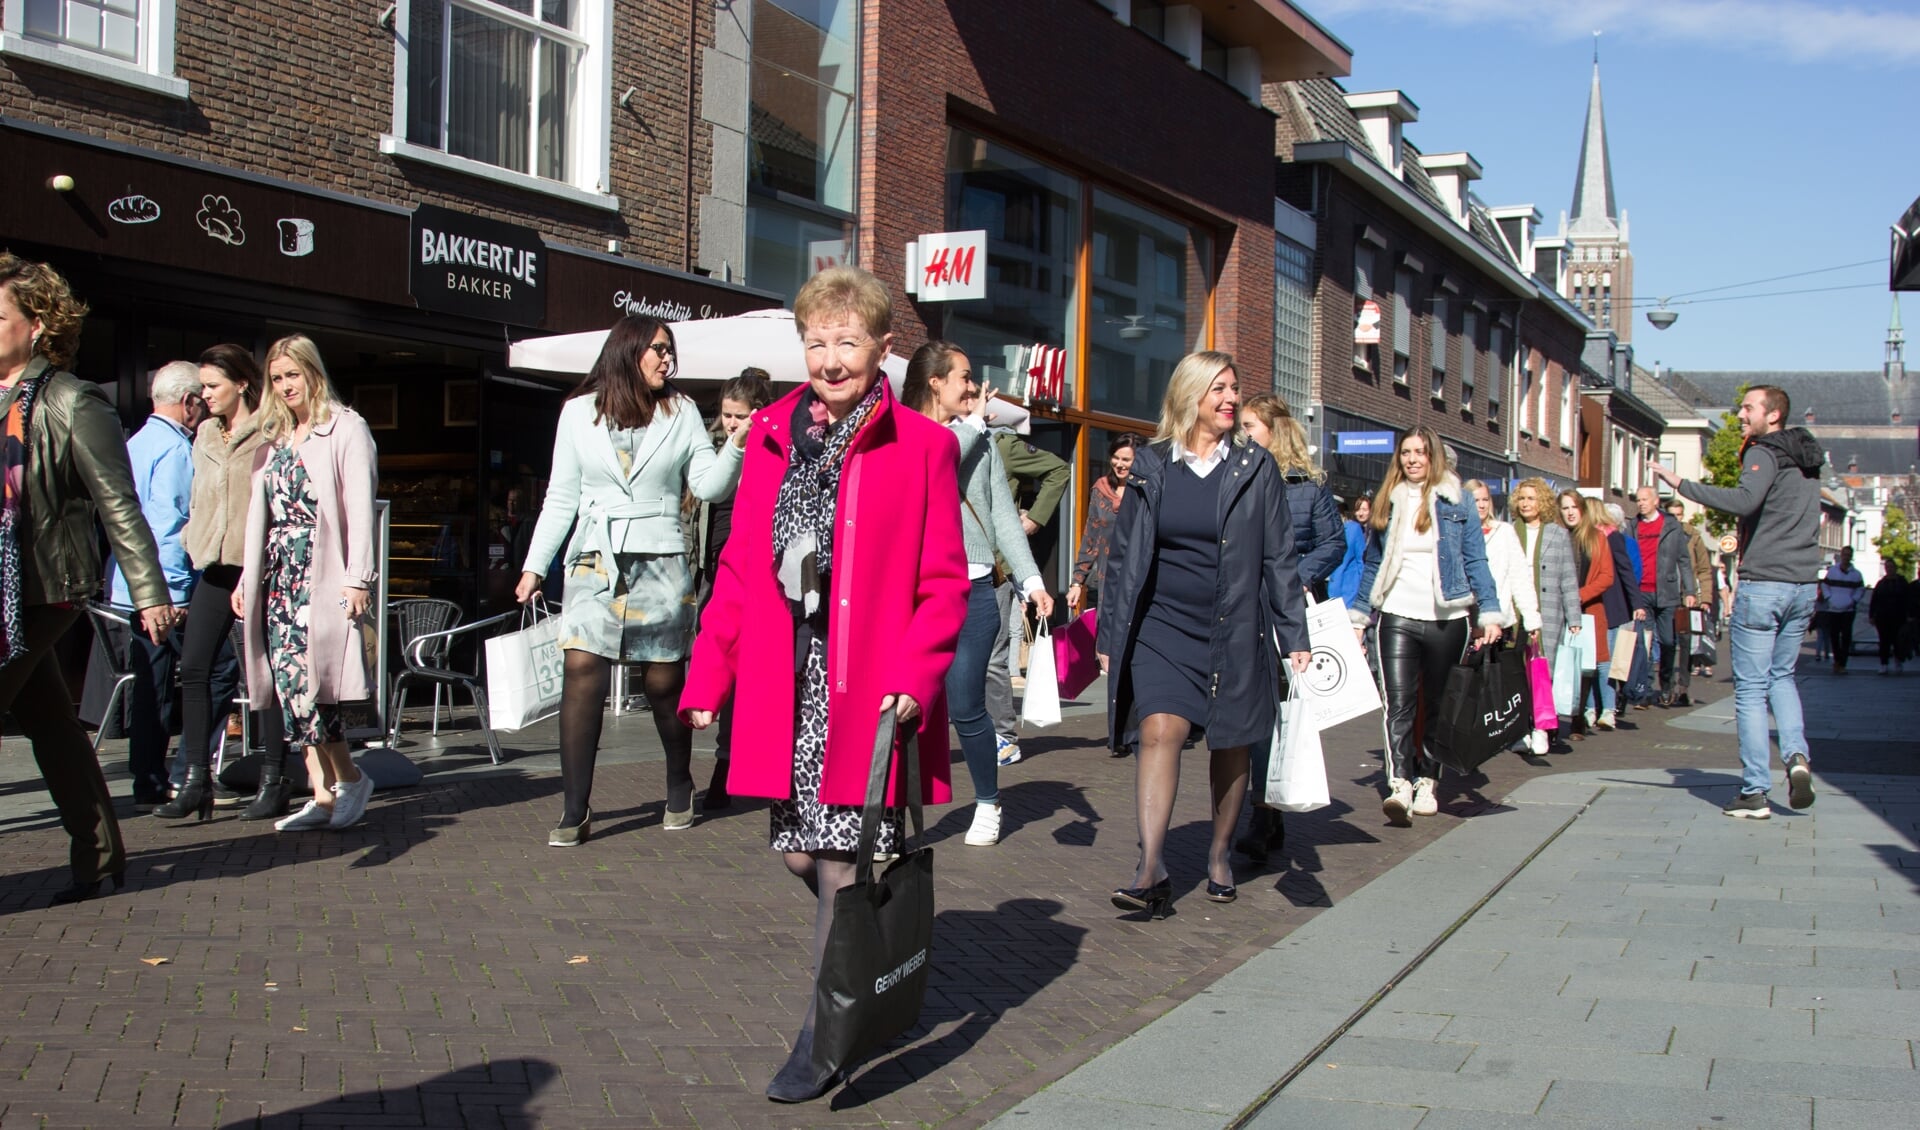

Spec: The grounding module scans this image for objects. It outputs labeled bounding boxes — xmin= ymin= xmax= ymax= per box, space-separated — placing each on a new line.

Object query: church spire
xmin=1569 ymin=47 xmax=1618 ymax=236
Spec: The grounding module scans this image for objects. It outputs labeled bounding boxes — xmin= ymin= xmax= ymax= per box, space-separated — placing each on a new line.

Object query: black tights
xmin=557 ymin=651 xmax=692 ymax=826
xmin=1132 ymin=713 xmax=1248 ymax=890
xmin=782 ymin=850 xmax=857 ymax=1031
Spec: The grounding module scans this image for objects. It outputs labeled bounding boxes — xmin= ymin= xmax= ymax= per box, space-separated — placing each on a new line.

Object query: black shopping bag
xmin=1428 ymin=645 xmax=1530 ymax=774
xmin=811 ymin=709 xmax=935 ymax=1079
xmin=1624 ymin=623 xmax=1655 ymax=703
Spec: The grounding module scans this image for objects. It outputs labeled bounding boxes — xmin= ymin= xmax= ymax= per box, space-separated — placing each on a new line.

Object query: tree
xmin=1696 ymin=384 xmax=1751 ymax=538
xmin=1876 ymin=505 xmax=1918 ymax=580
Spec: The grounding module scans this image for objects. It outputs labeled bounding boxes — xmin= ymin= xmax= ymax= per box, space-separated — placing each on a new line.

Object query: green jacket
xmin=993 ymin=431 xmax=1070 ymax=527
xmin=6 ymin=356 xmax=169 ymax=610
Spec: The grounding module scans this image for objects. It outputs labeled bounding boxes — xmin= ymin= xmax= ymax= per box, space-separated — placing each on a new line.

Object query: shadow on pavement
xmin=835 ymin=897 xmax=1087 ymax=1109
xmin=229 ymin=1057 xmax=561 ymax=1128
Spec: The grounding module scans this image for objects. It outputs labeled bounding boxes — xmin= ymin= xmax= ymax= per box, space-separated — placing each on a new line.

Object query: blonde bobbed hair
xmin=1153 ymin=350 xmax=1238 ymax=448
xmin=793 ymin=265 xmax=892 ymax=338
xmin=259 ymin=334 xmax=343 ymax=442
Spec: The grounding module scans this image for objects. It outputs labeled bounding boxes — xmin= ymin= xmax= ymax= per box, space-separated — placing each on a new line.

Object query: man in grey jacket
xmin=1632 ymin=486 xmax=1700 ymax=707
xmin=1652 ymin=385 xmax=1822 ymax=818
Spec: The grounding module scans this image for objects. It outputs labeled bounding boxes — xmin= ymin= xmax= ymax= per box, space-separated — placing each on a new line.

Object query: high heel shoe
xmin=765 ymin=1027 xmax=844 ymax=1103
xmin=1110 ymin=877 xmax=1173 ymax=919
xmin=549 ymin=808 xmax=592 ymax=847
xmin=152 ymin=765 xmax=213 ymax=822
xmin=239 ymin=757 xmax=290 ymax=822
xmin=51 ymin=871 xmax=126 ymax=905
xmin=1205 ymin=878 xmax=1238 ymax=903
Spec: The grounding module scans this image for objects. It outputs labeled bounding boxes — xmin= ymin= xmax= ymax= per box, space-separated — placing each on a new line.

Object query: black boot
xmin=704 ymin=758 xmax=732 ymax=810
xmin=239 ymin=754 xmax=290 ymax=821
xmin=152 ymin=765 xmax=214 ymax=822
xmin=765 ymin=1028 xmax=841 ymax=1103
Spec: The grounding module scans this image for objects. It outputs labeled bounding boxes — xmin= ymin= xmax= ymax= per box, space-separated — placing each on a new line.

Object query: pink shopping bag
xmin=1055 ymin=609 xmax=1101 ymax=700
xmin=1525 ymin=645 xmax=1556 ymax=731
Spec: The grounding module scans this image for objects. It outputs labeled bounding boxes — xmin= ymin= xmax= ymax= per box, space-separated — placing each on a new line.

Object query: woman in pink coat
xmin=681 ymin=267 xmax=969 ymax=1103
xmin=233 ymin=335 xmax=379 ymax=833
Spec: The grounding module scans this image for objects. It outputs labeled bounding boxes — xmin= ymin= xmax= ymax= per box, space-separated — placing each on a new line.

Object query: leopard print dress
xmin=766 ymin=386 xmax=898 ymax=856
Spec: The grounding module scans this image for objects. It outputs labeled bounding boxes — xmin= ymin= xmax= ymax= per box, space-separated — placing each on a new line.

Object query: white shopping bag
xmin=485 ymin=602 xmax=565 ymax=731
xmin=1570 ymin=614 xmax=1598 ymax=669
xmin=1297 ymin=596 xmax=1381 ymax=731
xmin=1552 ymin=634 xmax=1583 ymax=716
xmin=1266 ymin=677 xmax=1329 ymax=812
xmin=1021 ymin=620 xmax=1061 ymax=728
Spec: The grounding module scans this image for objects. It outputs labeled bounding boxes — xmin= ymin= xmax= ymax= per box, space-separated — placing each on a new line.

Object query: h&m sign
xmin=409 ymin=204 xmax=547 ymax=326
xmin=902 ymin=229 xmax=987 ymax=302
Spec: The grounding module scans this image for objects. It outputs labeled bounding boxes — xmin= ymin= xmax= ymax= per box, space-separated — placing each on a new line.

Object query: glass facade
xmin=1085 ymin=188 xmax=1210 ymax=421
xmin=1273 ymin=235 xmax=1314 ymax=413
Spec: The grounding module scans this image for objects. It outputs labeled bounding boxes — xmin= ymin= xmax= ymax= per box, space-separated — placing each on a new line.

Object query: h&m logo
xmin=873 ymin=947 xmax=927 ymax=995
xmin=922 ymin=244 xmax=975 ymax=291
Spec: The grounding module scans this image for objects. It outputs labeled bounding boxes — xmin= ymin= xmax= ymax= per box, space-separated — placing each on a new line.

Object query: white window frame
xmin=381 ymin=0 xmax=618 ymax=212
xmin=1 ymin=0 xmax=185 ymax=98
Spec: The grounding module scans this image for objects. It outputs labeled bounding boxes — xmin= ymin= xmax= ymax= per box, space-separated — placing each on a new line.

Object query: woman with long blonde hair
xmin=1349 ymin=427 xmax=1503 ymax=825
xmin=233 ymin=334 xmax=380 ymax=831
xmin=1559 ymin=491 xmax=1617 ymax=734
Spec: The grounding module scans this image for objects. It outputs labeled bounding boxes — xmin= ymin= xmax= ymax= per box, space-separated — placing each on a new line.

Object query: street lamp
xmin=1647 ymin=302 xmax=1678 ymax=330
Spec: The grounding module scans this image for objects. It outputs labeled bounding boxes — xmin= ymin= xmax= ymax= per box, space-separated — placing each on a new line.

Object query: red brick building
xmin=1266 ymin=78 xmax=1589 ymax=507
xmin=1 ymin=0 xmax=775 ymax=608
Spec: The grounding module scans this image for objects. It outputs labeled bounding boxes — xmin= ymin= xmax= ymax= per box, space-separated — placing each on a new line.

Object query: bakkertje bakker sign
xmin=409 ymin=203 xmax=547 ymax=327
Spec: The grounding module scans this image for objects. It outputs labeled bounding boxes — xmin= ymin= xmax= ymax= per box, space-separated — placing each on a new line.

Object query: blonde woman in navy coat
xmin=516 ymin=315 xmax=746 ymax=844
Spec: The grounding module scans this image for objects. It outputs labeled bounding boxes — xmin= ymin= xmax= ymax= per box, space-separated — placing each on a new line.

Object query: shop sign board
xmin=1335 ymin=431 xmax=1397 ymax=454
xmin=902 ymin=229 xmax=987 ymax=302
xmin=1353 ymin=299 xmax=1382 ymax=345
xmin=410 ymin=204 xmax=547 ymax=327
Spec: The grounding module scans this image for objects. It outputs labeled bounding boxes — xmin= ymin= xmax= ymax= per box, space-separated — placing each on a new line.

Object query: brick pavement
xmin=0 ymin=665 xmax=1852 ymax=1129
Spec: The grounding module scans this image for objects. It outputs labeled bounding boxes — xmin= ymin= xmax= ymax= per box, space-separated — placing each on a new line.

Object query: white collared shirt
xmin=1170 ymin=438 xmax=1228 ymax=479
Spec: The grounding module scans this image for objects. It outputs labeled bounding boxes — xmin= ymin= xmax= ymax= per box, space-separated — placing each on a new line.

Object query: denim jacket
xmin=1349 ymin=473 xmax=1502 ymax=628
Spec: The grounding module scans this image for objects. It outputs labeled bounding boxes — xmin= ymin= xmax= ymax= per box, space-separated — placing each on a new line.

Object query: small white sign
xmin=903 ymin=229 xmax=987 ymax=302
xmin=806 ymin=239 xmax=849 ymax=276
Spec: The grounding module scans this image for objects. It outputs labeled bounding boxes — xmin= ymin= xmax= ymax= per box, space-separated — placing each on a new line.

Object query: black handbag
xmin=810 ymin=709 xmax=935 ymax=1079
xmin=1428 ymin=644 xmax=1530 ymax=774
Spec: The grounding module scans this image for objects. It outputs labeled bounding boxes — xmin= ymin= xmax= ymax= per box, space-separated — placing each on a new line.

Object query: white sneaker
xmin=1528 ymin=729 xmax=1550 ymax=755
xmin=328 ymin=773 xmax=375 ymax=829
xmin=1382 ymin=777 xmax=1413 ymax=827
xmin=1583 ymin=709 xmax=1597 ymax=730
xmin=1597 ymin=709 xmax=1616 ymax=731
xmin=964 ymin=802 xmax=1002 ymax=846
xmin=275 ymin=800 xmax=331 ymax=832
xmin=1410 ymin=777 xmax=1439 ymax=817
xmin=995 ymin=737 xmax=1022 ymax=767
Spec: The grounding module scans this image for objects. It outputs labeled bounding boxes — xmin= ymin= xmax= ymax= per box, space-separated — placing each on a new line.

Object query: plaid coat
xmin=1518 ymin=520 xmax=1581 ymax=667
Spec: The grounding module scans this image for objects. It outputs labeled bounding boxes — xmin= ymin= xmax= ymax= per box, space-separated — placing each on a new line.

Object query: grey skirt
xmin=558 ymin=550 xmax=696 ymax=662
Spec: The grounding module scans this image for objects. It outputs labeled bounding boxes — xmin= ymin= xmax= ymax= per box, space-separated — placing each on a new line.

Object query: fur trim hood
xmin=1353 ymin=472 xmax=1503 ymax=629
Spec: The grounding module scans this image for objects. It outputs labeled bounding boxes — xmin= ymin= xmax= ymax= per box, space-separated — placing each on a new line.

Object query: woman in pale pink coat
xmin=233 ymin=335 xmax=379 ymax=833
xmin=682 ymin=267 xmax=969 ymax=1103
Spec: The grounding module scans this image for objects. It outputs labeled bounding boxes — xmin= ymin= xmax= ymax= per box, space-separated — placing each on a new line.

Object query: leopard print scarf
xmin=771 ymin=382 xmax=884 ymax=619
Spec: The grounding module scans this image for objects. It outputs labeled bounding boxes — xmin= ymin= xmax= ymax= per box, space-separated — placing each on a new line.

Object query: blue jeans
xmin=1729 ymin=580 xmax=1815 ymax=794
xmin=948 ymin=578 xmax=1004 ymax=805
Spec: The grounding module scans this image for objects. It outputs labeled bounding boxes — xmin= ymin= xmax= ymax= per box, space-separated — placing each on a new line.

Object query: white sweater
xmin=1481 ymin=518 xmax=1540 ymax=632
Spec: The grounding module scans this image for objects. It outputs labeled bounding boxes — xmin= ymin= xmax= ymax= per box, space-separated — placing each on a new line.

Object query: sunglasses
xmin=645 ymin=341 xmax=675 ymax=358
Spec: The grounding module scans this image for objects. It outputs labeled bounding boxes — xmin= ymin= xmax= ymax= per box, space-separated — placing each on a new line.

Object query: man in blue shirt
xmin=109 ymin=362 xmax=202 ymax=806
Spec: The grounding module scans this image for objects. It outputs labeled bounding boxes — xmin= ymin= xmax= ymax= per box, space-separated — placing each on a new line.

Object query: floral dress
xmin=264 ymin=442 xmax=342 ymax=747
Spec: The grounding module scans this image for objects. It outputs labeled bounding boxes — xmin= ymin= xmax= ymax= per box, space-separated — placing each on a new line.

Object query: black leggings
xmin=177 ymin=564 xmax=239 ymax=773
xmin=1376 ymin=613 xmax=1470 ymax=781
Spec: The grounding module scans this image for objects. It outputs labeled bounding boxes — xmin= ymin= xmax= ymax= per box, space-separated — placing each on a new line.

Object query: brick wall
xmin=0 ymin=0 xmax=711 ymax=266
xmin=858 ymin=0 xmax=1280 ymax=385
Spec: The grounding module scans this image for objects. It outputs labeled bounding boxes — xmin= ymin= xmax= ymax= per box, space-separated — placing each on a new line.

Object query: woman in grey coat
xmin=902 ymin=342 xmax=1053 ymax=848
xmin=1097 ymin=352 xmax=1310 ymax=917
xmin=1512 ymin=478 xmax=1581 ymax=749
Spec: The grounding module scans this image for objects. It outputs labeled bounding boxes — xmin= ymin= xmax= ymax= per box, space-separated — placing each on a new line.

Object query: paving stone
xmin=1281 ymin=1062 xmax=1552 ymax=1114
xmin=1454 ymin=1043 xmax=1712 ymax=1089
xmin=1538 ymin=1078 xmax=1812 ymax=1128
xmin=1667 ymin=1025 xmax=1915 ymax=1068
xmin=1706 ymin=1058 xmax=1920 ymax=1101
xmin=1433 ymin=1014 xmax=1675 ymax=1054
xmin=1808 ymin=1097 xmax=1920 ymax=1130
xmin=1307 ymin=1035 xmax=1475 ymax=1074
xmin=1241 ymin=1095 xmax=1426 ymax=1130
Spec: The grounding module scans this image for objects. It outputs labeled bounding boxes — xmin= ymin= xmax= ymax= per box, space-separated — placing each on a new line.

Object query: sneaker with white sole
xmin=1596 ymin=709 xmax=1616 ymax=731
xmin=1382 ymin=777 xmax=1413 ymax=827
xmin=964 ymin=802 xmax=1002 ymax=846
xmin=329 ymin=773 xmax=375 ymax=829
xmin=275 ymin=800 xmax=331 ymax=832
xmin=1528 ymin=729 xmax=1550 ymax=756
xmin=1722 ymin=791 xmax=1772 ymax=819
xmin=1410 ymin=777 xmax=1439 ymax=817
xmin=1785 ymin=754 xmax=1815 ymax=809
xmin=1583 ymin=709 xmax=1597 ymax=731
xmin=995 ymin=737 xmax=1022 ymax=767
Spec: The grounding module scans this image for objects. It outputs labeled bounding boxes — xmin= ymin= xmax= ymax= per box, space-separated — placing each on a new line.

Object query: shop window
xmin=1460 ymin=308 xmax=1478 ymax=412
xmin=1487 ymin=323 xmax=1505 ymax=416
xmin=1273 ymin=236 xmax=1313 ymax=412
xmin=3 ymin=0 xmax=184 ymax=96
xmin=943 ymin=129 xmax=1083 ymax=400
xmin=748 ymin=0 xmax=857 ymax=213
xmin=386 ymin=0 xmax=612 ymax=206
xmin=746 ymin=197 xmax=853 ymax=306
xmin=1086 ymin=188 xmax=1210 ymax=421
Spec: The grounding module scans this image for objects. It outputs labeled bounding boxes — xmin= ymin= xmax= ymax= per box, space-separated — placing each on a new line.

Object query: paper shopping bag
xmin=1054 ymin=609 xmax=1101 ymax=700
xmin=1609 ymin=625 xmax=1637 ymax=682
xmin=1526 ymin=644 xmax=1557 ymax=731
xmin=1021 ymin=620 xmax=1061 ymax=728
xmin=1265 ymin=678 xmax=1329 ymax=812
xmin=1297 ymin=596 xmax=1381 ymax=731
xmin=485 ymin=603 xmax=564 ymax=731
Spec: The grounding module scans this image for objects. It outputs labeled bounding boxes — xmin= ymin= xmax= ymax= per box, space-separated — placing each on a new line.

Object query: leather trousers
xmin=1376 ymin=613 xmax=1470 ymax=781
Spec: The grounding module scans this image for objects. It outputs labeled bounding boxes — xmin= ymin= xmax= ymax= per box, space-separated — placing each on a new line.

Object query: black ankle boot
xmin=765 ymin=1028 xmax=841 ymax=1103
xmin=153 ymin=765 xmax=214 ymax=822
xmin=705 ymin=758 xmax=731 ymax=810
xmin=239 ymin=757 xmax=290 ymax=821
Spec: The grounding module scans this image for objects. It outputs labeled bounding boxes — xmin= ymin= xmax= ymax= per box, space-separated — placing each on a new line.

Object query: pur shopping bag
xmin=812 ymin=710 xmax=934 ymax=1080
xmin=1021 ymin=619 xmax=1062 ymax=728
xmin=1265 ymin=677 xmax=1330 ymax=812
xmin=1429 ymin=645 xmax=1531 ymax=775
xmin=484 ymin=601 xmax=564 ymax=731
xmin=1299 ymin=596 xmax=1381 ymax=730
xmin=1054 ymin=609 xmax=1101 ymax=700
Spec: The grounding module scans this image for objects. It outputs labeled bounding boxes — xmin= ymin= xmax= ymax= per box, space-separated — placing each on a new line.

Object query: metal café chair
xmin=389 ymin=598 xmax=463 ymax=734
xmin=83 ymin=604 xmax=139 ymax=756
xmin=217 ymin=619 xmax=251 ymax=776
xmin=387 ymin=609 xmax=520 ymax=765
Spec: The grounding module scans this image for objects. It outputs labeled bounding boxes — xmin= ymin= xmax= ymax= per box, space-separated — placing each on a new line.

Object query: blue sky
xmin=1313 ymin=0 xmax=1917 ymax=375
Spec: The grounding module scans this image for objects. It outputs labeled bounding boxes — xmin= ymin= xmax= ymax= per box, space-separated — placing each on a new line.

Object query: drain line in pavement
xmin=1226 ymin=789 xmax=1602 ymax=1129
